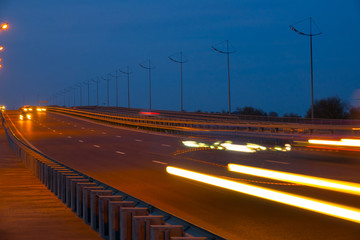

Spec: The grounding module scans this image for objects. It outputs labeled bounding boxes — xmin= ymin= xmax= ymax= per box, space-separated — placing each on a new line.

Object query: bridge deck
xmin=0 ymin=127 xmax=102 ymax=240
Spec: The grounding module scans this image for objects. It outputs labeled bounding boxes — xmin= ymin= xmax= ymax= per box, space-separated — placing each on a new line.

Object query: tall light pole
xmin=212 ymin=40 xmax=236 ymax=114
xmin=92 ymin=78 xmax=99 ymax=106
xmin=102 ymin=76 xmax=110 ymax=106
xmin=83 ymin=80 xmax=91 ymax=106
xmin=120 ymin=67 xmax=132 ymax=108
xmin=290 ymin=17 xmax=322 ymax=119
xmin=139 ymin=60 xmax=155 ymax=110
xmin=109 ymin=70 xmax=119 ymax=107
xmin=169 ymin=51 xmax=187 ymax=112
xmin=76 ymin=83 xmax=82 ymax=106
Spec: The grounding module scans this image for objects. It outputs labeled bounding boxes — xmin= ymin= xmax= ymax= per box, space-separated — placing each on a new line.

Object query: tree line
xmin=198 ymin=96 xmax=360 ymax=119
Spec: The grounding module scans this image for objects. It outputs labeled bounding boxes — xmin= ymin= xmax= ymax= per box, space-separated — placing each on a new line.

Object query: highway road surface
xmin=5 ymin=110 xmax=360 ymax=240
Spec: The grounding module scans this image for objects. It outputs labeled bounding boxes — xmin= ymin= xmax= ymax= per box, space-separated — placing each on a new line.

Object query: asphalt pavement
xmin=4 ymin=110 xmax=360 ymax=240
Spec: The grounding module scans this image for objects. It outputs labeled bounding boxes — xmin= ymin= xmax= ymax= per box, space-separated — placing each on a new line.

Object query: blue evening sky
xmin=0 ymin=1 xmax=359 ymax=116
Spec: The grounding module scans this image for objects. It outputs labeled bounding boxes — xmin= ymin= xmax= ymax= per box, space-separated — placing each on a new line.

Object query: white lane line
xmin=47 ymin=128 xmax=51 ymax=130
xmin=93 ymin=145 xmax=100 ymax=148
xmin=116 ymin=151 xmax=126 ymax=154
xmin=102 ymin=132 xmax=107 ymax=134
xmin=90 ymin=129 xmax=95 ymax=132
xmin=135 ymin=139 xmax=143 ymax=142
xmin=152 ymin=161 xmax=168 ymax=165
xmin=67 ymin=136 xmax=72 ymax=139
xmin=74 ymin=125 xmax=77 ymax=127
xmin=78 ymin=140 xmax=84 ymax=143
xmin=81 ymin=127 xmax=85 ymax=129
xmin=161 ymin=144 xmax=171 ymax=147
xmin=116 ymin=135 xmax=122 ymax=138
xmin=265 ymin=160 xmax=290 ymax=165
xmin=59 ymin=133 xmax=63 ymax=135
xmin=52 ymin=130 xmax=56 ymax=132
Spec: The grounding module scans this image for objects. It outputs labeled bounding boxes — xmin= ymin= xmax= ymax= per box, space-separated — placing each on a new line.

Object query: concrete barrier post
xmin=82 ymin=186 xmax=104 ymax=224
xmin=108 ymin=201 xmax=135 ymax=240
xmin=61 ymin=174 xmax=81 ymax=203
xmin=132 ymin=215 xmax=163 ymax=240
xmin=171 ymin=237 xmax=207 ymax=240
xmin=70 ymin=178 xmax=91 ymax=211
xmin=65 ymin=176 xmax=85 ymax=207
xmin=150 ymin=225 xmax=183 ymax=240
xmin=90 ymin=190 xmax=113 ymax=230
xmin=76 ymin=182 xmax=97 ymax=217
xmin=98 ymin=196 xmax=124 ymax=238
xmin=54 ymin=170 xmax=73 ymax=196
xmin=119 ymin=207 xmax=148 ymax=240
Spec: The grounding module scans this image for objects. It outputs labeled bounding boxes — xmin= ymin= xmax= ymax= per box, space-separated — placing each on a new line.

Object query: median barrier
xmin=171 ymin=238 xmax=207 ymax=240
xmin=64 ymin=175 xmax=84 ymax=205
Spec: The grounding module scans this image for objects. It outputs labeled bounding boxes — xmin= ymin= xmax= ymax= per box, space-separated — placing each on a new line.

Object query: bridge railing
xmin=47 ymin=107 xmax=360 ymax=137
xmin=1 ymin=111 xmax=224 ymax=240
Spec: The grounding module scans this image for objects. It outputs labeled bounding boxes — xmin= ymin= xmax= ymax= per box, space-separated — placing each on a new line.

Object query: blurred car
xmin=36 ymin=106 xmax=47 ymax=112
xmin=19 ymin=110 xmax=32 ymax=120
xmin=22 ymin=105 xmax=34 ymax=112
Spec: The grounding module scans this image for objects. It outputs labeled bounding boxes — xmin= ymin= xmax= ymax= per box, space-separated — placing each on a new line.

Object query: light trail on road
xmin=167 ymin=166 xmax=360 ymax=224
xmin=228 ymin=163 xmax=360 ymax=195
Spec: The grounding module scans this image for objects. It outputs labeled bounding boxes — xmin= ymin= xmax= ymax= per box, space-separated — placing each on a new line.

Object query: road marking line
xmin=161 ymin=144 xmax=171 ymax=147
xmin=67 ymin=136 xmax=72 ymax=138
xmin=135 ymin=139 xmax=143 ymax=142
xmin=152 ymin=161 xmax=168 ymax=165
xmin=116 ymin=151 xmax=126 ymax=154
xmin=74 ymin=125 xmax=77 ymax=127
xmin=93 ymin=145 xmax=100 ymax=148
xmin=265 ymin=160 xmax=290 ymax=165
xmin=81 ymin=127 xmax=85 ymax=129
xmin=79 ymin=140 xmax=84 ymax=143
xmin=90 ymin=129 xmax=95 ymax=132
xmin=116 ymin=135 xmax=122 ymax=138
xmin=59 ymin=133 xmax=63 ymax=135
xmin=102 ymin=132 xmax=107 ymax=134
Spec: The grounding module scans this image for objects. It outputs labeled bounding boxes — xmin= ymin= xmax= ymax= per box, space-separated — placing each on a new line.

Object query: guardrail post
xmin=82 ymin=186 xmax=104 ymax=224
xmin=132 ymin=216 xmax=164 ymax=240
xmin=90 ymin=190 xmax=113 ymax=230
xmin=70 ymin=178 xmax=91 ymax=211
xmin=119 ymin=207 xmax=148 ymax=240
xmin=76 ymin=182 xmax=97 ymax=217
xmin=171 ymin=237 xmax=207 ymax=240
xmin=60 ymin=174 xmax=81 ymax=202
xmin=108 ymin=201 xmax=135 ymax=240
xmin=150 ymin=225 xmax=183 ymax=240
xmin=98 ymin=196 xmax=124 ymax=238
xmin=65 ymin=175 xmax=84 ymax=206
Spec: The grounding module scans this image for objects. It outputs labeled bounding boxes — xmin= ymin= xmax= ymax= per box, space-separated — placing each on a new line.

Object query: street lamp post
xmin=83 ymin=80 xmax=90 ymax=105
xmin=212 ymin=40 xmax=236 ymax=114
xmin=120 ymin=67 xmax=132 ymax=108
xmin=109 ymin=70 xmax=119 ymax=107
xmin=102 ymin=77 xmax=110 ymax=106
xmin=290 ymin=17 xmax=322 ymax=119
xmin=168 ymin=51 xmax=187 ymax=112
xmin=76 ymin=83 xmax=82 ymax=106
xmin=92 ymin=78 xmax=99 ymax=106
xmin=139 ymin=60 xmax=154 ymax=110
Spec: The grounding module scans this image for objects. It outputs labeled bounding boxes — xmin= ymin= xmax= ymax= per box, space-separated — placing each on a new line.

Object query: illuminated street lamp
xmin=0 ymin=46 xmax=3 ymax=51
xmin=1 ymin=23 xmax=8 ymax=30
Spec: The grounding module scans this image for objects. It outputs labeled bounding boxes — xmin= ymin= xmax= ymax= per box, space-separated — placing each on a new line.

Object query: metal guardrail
xmin=48 ymin=107 xmax=360 ymax=137
xmin=1 ymin=112 xmax=224 ymax=240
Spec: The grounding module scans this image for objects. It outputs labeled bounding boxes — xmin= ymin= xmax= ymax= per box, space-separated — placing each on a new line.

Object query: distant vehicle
xmin=0 ymin=105 xmax=5 ymax=111
xmin=19 ymin=110 xmax=32 ymax=120
xmin=36 ymin=106 xmax=46 ymax=112
xmin=21 ymin=105 xmax=34 ymax=112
